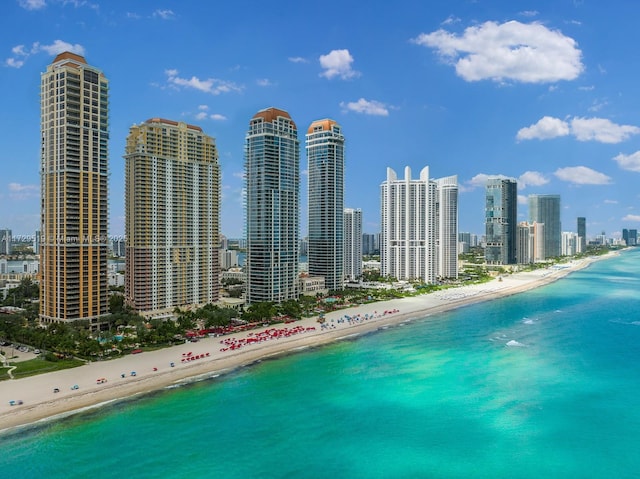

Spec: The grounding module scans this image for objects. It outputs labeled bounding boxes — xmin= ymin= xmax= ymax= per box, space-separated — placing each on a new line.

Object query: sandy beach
xmin=0 ymin=254 xmax=613 ymax=433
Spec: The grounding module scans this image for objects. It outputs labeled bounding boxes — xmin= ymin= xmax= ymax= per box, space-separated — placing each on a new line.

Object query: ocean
xmin=1 ymin=250 xmax=639 ymax=478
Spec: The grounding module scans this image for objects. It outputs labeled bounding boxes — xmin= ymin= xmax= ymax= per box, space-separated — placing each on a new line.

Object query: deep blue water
xmin=1 ymin=250 xmax=640 ymax=478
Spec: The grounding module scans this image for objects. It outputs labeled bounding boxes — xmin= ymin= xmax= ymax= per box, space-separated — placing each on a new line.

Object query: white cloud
xmin=554 ymin=166 xmax=612 ymax=185
xmin=442 ymin=15 xmax=460 ymax=25
xmin=517 ymin=194 xmax=528 ymax=205
xmin=339 ymin=98 xmax=388 ymax=116
xmin=38 ymin=39 xmax=85 ymax=56
xmin=198 ymin=105 xmax=208 ymax=111
xmin=518 ymin=171 xmax=549 ymax=188
xmin=256 ymin=78 xmax=274 ymax=87
xmin=604 ymin=199 xmax=618 ymax=204
xmin=519 ymin=10 xmax=539 ymax=17
xmin=6 ymin=58 xmax=25 ymax=68
xmin=622 ymin=214 xmax=640 ymax=222
xmin=153 ymin=9 xmax=175 ymax=20
xmin=588 ymin=99 xmax=608 ymax=112
xmin=8 ymin=182 xmax=38 ymax=200
xmin=288 ymin=56 xmax=308 ymax=63
xmin=517 ymin=116 xmax=570 ymax=140
xmin=517 ymin=116 xmax=640 ymax=143
xmin=319 ymin=49 xmax=360 ymax=80
xmin=165 ymin=69 xmax=242 ymax=95
xmin=613 ymin=151 xmax=640 ymax=172
xmin=19 ymin=0 xmax=46 ymax=10
xmin=412 ymin=20 xmax=583 ymax=83
xmin=195 ymin=112 xmax=208 ymax=120
xmin=570 ymin=117 xmax=640 ymax=143
xmin=210 ymin=114 xmax=226 ymax=121
xmin=5 ymin=40 xmax=85 ymax=68
xmin=466 ymin=173 xmax=510 ymax=189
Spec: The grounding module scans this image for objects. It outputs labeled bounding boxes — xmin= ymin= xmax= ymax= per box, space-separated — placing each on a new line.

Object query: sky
xmin=2 ymin=0 xmax=640 ymax=241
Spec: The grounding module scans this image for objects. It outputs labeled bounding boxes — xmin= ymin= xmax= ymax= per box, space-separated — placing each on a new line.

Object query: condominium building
xmin=245 ymin=107 xmax=300 ymax=303
xmin=517 ymin=221 xmax=545 ymax=264
xmin=380 ymin=166 xmax=458 ymax=283
xmin=344 ymin=208 xmax=363 ymax=281
xmin=529 ymin=194 xmax=561 ymax=259
xmin=124 ymin=118 xmax=220 ymax=316
xmin=306 ymin=119 xmax=345 ymax=291
xmin=435 ymin=175 xmax=459 ymax=279
xmin=485 ymin=178 xmax=518 ymax=265
xmin=40 ymin=52 xmax=109 ymax=329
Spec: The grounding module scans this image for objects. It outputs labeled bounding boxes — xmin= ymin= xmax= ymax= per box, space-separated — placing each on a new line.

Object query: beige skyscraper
xmin=40 ymin=52 xmax=110 ymax=330
xmin=124 ymin=118 xmax=220 ymax=317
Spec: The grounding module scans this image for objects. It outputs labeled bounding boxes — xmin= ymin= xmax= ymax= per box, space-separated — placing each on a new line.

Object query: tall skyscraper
xmin=40 ymin=52 xmax=109 ymax=329
xmin=380 ymin=166 xmax=458 ymax=283
xmin=124 ymin=118 xmax=220 ymax=316
xmin=485 ymin=178 xmax=517 ymax=265
xmin=577 ymin=217 xmax=586 ymax=253
xmin=306 ymin=119 xmax=345 ymax=291
xmin=245 ymin=107 xmax=300 ymax=303
xmin=435 ymin=175 xmax=459 ymax=279
xmin=344 ymin=208 xmax=362 ymax=281
xmin=0 ymin=229 xmax=11 ymax=255
xmin=529 ymin=194 xmax=561 ymax=259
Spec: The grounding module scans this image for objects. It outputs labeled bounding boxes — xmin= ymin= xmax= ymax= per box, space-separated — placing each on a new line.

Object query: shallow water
xmin=1 ymin=250 xmax=640 ymax=478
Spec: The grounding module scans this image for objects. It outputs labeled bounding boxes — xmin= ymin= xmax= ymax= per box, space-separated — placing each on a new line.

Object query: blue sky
xmin=2 ymin=0 xmax=640 ymax=240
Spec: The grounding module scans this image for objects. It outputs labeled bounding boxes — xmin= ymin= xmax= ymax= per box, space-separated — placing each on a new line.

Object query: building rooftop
xmin=252 ymin=107 xmax=296 ymax=129
xmin=144 ymin=118 xmax=203 ymax=132
xmin=307 ymin=118 xmax=338 ymax=135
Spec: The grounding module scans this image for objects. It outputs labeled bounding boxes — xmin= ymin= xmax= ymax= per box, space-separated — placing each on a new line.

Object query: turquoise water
xmin=2 ymin=250 xmax=640 ymax=478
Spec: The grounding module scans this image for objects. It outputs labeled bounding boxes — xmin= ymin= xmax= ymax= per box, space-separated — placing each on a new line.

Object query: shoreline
xmin=0 ymin=253 xmax=616 ymax=434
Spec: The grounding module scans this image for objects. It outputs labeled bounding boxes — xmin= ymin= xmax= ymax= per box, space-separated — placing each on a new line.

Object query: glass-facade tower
xmin=245 ymin=108 xmax=300 ymax=303
xmin=306 ymin=119 xmax=345 ymax=291
xmin=529 ymin=194 xmax=561 ymax=259
xmin=485 ymin=178 xmax=517 ymax=265
xmin=40 ymin=52 xmax=109 ymax=330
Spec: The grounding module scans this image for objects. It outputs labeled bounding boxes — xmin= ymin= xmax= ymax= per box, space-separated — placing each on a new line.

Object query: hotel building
xmin=306 ymin=119 xmax=345 ymax=291
xmin=245 ymin=108 xmax=300 ymax=303
xmin=124 ymin=118 xmax=220 ymax=316
xmin=40 ymin=52 xmax=109 ymax=329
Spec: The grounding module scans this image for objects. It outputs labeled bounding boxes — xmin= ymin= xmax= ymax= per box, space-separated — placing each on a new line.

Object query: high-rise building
xmin=124 ymin=118 xmax=220 ymax=316
xmin=344 ymin=208 xmax=363 ymax=281
xmin=306 ymin=119 xmax=345 ymax=291
xmin=40 ymin=52 xmax=109 ymax=329
xmin=577 ymin=217 xmax=586 ymax=252
xmin=435 ymin=175 xmax=459 ymax=279
xmin=380 ymin=166 xmax=458 ymax=283
xmin=622 ymin=229 xmax=638 ymax=246
xmin=362 ymin=233 xmax=379 ymax=255
xmin=485 ymin=178 xmax=518 ymax=265
xmin=529 ymin=194 xmax=561 ymax=259
xmin=0 ymin=229 xmax=11 ymax=255
xmin=245 ymin=107 xmax=300 ymax=303
xmin=562 ymin=231 xmax=579 ymax=256
xmin=517 ymin=222 xmax=545 ymax=264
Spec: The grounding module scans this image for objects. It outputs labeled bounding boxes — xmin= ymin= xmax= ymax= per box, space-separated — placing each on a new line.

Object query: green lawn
xmin=1 ymin=357 xmax=85 ymax=380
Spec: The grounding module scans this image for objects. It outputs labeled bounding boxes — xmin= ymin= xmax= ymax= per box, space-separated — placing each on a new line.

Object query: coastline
xmin=0 ymin=253 xmax=616 ymax=434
